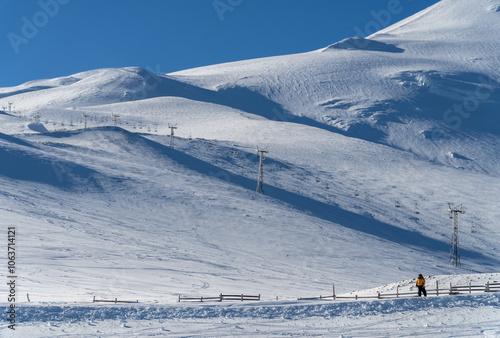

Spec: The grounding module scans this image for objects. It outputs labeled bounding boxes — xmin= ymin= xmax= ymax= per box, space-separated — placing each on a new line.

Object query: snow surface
xmin=1 ymin=0 xmax=500 ymax=336
xmin=3 ymin=294 xmax=500 ymax=337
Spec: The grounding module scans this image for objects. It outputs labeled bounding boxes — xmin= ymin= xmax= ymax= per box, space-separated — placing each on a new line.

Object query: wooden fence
xmin=178 ymin=293 xmax=261 ymax=302
xmin=93 ymin=296 xmax=139 ymax=304
xmin=92 ymin=281 xmax=499 ymax=304
xmin=298 ymin=281 xmax=500 ymax=301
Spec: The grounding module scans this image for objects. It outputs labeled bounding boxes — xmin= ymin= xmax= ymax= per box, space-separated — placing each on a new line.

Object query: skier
xmin=416 ymin=274 xmax=427 ymax=297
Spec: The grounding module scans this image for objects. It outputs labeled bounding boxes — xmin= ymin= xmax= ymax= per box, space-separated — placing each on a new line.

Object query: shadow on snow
xmin=109 ymin=127 xmax=493 ymax=265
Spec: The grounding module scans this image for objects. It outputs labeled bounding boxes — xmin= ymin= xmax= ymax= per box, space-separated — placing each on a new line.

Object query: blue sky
xmin=1 ymin=0 xmax=440 ymax=87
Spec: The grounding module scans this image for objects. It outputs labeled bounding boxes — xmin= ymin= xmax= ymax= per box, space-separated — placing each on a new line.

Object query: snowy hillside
xmin=1 ymin=0 xmax=500 ymax=336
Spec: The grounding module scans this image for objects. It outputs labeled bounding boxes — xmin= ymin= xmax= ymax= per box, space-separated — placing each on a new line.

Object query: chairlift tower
xmin=168 ymin=124 xmax=178 ymax=148
xmin=111 ymin=113 xmax=120 ymax=126
xmin=8 ymin=102 xmax=14 ymax=114
xmin=446 ymin=203 xmax=465 ymax=267
xmin=256 ymin=148 xmax=268 ymax=194
xmin=82 ymin=114 xmax=90 ymax=129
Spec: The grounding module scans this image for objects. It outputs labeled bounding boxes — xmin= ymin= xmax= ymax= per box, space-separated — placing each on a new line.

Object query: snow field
xmin=0 ymin=0 xmax=499 ymax=336
xmin=2 ymin=293 xmax=500 ymax=337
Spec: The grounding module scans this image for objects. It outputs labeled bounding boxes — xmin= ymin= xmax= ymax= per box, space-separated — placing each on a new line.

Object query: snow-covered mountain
xmin=1 ymin=0 xmax=500 ymax=336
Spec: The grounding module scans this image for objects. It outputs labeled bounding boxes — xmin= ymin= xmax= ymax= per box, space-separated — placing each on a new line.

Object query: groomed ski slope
xmin=3 ymin=293 xmax=500 ymax=337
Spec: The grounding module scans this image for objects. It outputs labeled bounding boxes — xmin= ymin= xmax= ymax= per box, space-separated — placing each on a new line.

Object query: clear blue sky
xmin=0 ymin=0 xmax=440 ymax=87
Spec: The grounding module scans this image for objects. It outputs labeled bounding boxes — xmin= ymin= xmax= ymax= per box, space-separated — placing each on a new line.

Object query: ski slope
xmin=4 ymin=293 xmax=500 ymax=337
xmin=1 ymin=0 xmax=500 ymax=336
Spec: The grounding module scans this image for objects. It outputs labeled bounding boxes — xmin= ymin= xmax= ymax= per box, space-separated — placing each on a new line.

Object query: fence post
xmin=355 ymin=294 xmax=358 ymax=300
xmin=436 ymin=281 xmax=439 ymax=296
xmin=486 ymin=281 xmax=490 ymax=293
xmin=449 ymin=283 xmax=452 ymax=295
xmin=201 ymin=296 xmax=203 ymax=302
xmin=219 ymin=293 xmax=223 ymax=302
xmin=469 ymin=281 xmax=472 ymax=294
xmin=333 ymin=285 xmax=336 ymax=300
xmin=396 ymin=285 xmax=399 ymax=298
xmin=241 ymin=294 xmax=244 ymax=301
xmin=115 ymin=298 xmax=117 ymax=304
xmin=93 ymin=296 xmax=96 ymax=303
xmin=377 ymin=292 xmax=381 ymax=299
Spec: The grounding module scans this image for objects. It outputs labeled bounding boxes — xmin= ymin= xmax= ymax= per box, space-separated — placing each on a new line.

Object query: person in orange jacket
xmin=416 ymin=274 xmax=427 ymax=297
